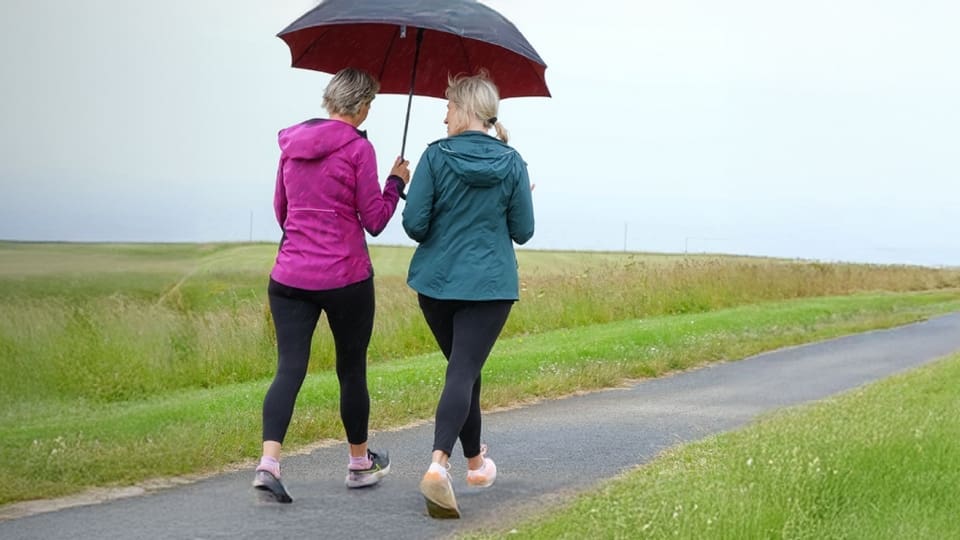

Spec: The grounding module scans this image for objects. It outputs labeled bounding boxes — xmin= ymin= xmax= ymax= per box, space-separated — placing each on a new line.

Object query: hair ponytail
xmin=492 ymin=120 xmax=509 ymax=143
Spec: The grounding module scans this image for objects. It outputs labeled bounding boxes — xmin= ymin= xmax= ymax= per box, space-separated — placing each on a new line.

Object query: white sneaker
xmin=466 ymin=444 xmax=497 ymax=488
xmin=419 ymin=462 xmax=460 ymax=519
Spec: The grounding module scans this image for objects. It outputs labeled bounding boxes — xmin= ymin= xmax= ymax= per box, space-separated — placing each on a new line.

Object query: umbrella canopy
xmin=278 ymin=0 xmax=550 ymax=155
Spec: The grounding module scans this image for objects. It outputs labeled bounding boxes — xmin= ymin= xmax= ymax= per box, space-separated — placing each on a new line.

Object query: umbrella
xmin=278 ymin=0 xmax=550 ymax=158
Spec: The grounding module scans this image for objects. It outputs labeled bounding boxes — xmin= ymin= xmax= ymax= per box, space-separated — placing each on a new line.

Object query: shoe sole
xmin=419 ymin=473 xmax=460 ymax=519
xmin=253 ymin=472 xmax=293 ymax=503
xmin=423 ymin=497 xmax=461 ymax=519
xmin=345 ymin=463 xmax=391 ymax=488
xmin=466 ymin=477 xmax=495 ymax=488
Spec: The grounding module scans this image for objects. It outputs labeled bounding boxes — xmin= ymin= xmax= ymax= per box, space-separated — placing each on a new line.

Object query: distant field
xmin=0 ymin=241 xmax=740 ymax=278
xmin=2 ymin=241 xmax=959 ymax=403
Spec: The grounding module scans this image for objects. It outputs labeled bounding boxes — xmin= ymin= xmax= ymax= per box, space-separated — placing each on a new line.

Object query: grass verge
xmin=465 ymin=353 xmax=960 ymax=539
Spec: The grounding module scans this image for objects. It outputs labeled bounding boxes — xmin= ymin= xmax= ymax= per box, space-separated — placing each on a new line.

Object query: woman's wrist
xmin=387 ymin=175 xmax=407 ymax=199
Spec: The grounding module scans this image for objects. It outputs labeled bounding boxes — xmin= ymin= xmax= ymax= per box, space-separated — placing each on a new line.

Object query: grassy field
xmin=1 ymin=241 xmax=959 ymax=506
xmin=467 ymin=352 xmax=960 ymax=539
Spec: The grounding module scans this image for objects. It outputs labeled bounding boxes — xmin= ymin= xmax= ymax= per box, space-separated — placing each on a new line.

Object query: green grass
xmin=2 ymin=291 xmax=960 ymax=505
xmin=3 ymin=242 xmax=959 ymax=404
xmin=2 ymin=242 xmax=960 ymax=505
xmin=467 ymin=351 xmax=960 ymax=540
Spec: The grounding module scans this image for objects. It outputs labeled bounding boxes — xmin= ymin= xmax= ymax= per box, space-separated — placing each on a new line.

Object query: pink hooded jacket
xmin=270 ymin=118 xmax=403 ymax=291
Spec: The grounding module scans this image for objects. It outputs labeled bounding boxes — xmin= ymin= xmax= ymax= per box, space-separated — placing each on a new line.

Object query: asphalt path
xmin=4 ymin=312 xmax=960 ymax=539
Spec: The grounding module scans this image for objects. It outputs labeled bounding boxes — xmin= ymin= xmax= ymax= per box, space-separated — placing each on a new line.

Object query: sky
xmin=1 ymin=0 xmax=958 ymax=266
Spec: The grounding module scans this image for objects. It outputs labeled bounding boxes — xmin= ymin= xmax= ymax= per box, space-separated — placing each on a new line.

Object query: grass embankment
xmin=1 ymin=242 xmax=959 ymax=505
xmin=469 ymin=352 xmax=960 ymax=539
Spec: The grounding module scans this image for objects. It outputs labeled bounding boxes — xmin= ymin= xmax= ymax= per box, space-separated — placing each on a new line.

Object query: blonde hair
xmin=323 ymin=68 xmax=379 ymax=117
xmin=445 ymin=73 xmax=509 ymax=143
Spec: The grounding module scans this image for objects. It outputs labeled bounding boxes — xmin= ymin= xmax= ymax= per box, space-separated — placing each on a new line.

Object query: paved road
xmin=4 ymin=313 xmax=960 ymax=539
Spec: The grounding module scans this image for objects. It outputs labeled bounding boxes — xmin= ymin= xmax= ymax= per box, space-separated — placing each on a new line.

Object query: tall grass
xmin=2 ymin=242 xmax=959 ymax=404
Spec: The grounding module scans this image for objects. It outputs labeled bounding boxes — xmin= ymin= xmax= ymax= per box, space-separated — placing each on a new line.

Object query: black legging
xmin=262 ymin=277 xmax=374 ymax=445
xmin=418 ymin=294 xmax=513 ymax=458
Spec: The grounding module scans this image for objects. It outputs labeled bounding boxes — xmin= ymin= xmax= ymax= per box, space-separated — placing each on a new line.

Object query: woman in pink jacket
xmin=253 ymin=68 xmax=410 ymax=503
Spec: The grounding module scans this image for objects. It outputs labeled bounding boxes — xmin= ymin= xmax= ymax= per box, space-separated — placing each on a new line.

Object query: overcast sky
xmin=1 ymin=0 xmax=957 ymax=266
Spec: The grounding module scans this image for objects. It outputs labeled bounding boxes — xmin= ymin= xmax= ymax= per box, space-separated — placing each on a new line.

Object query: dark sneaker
xmin=345 ymin=450 xmax=391 ymax=488
xmin=420 ymin=463 xmax=460 ymax=519
xmin=252 ymin=469 xmax=293 ymax=503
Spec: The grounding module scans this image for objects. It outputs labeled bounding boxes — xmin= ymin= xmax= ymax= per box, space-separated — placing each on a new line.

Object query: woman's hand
xmin=390 ymin=156 xmax=411 ymax=184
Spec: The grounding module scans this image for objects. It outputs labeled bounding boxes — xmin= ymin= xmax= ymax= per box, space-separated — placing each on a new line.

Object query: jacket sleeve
xmin=507 ymin=159 xmax=535 ymax=244
xmin=274 ymin=158 xmax=288 ymax=229
xmin=353 ymin=142 xmax=401 ymax=236
xmin=402 ymin=150 xmax=436 ymax=243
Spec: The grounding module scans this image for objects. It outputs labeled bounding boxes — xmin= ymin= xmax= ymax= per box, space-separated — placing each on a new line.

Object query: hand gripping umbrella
xmin=278 ymin=0 xmax=550 ymax=158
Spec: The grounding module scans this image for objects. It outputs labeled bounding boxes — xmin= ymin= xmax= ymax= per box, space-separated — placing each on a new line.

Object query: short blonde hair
xmin=323 ymin=68 xmax=379 ymax=117
xmin=445 ymin=73 xmax=509 ymax=143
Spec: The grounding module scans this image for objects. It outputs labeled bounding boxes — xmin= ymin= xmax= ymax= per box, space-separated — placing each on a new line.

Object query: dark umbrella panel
xmin=278 ymin=0 xmax=550 ymax=156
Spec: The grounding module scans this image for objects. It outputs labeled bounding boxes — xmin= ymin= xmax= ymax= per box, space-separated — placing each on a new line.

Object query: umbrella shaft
xmin=401 ymin=28 xmax=424 ymax=159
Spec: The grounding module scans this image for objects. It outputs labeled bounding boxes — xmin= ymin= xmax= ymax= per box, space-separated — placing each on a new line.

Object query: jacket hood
xmin=278 ymin=118 xmax=364 ymax=160
xmin=433 ymin=132 xmax=517 ymax=187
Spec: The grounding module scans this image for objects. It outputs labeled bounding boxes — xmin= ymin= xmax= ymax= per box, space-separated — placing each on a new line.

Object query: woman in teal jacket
xmin=402 ymin=73 xmax=534 ymax=519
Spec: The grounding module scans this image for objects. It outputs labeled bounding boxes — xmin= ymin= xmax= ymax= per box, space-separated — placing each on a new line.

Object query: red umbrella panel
xmin=280 ymin=22 xmax=550 ymax=99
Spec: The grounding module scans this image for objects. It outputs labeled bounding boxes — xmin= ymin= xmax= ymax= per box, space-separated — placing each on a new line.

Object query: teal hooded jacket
xmin=402 ymin=131 xmax=535 ymax=301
